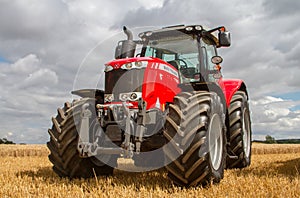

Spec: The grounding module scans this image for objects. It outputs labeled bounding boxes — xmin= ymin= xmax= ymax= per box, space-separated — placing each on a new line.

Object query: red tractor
xmin=47 ymin=25 xmax=252 ymax=187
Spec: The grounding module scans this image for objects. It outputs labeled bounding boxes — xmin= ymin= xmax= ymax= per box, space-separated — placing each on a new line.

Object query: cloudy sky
xmin=0 ymin=0 xmax=300 ymax=143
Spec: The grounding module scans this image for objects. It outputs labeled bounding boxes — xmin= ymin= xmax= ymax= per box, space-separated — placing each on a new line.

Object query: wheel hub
xmin=208 ymin=114 xmax=223 ymax=170
xmin=242 ymin=108 xmax=251 ymax=158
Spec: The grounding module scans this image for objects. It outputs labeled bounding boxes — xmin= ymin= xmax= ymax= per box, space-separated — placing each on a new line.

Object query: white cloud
xmin=11 ymin=54 xmax=40 ymax=74
xmin=0 ymin=53 xmax=68 ymax=143
xmin=22 ymin=68 xmax=58 ymax=89
xmin=1 ymin=0 xmax=300 ymax=143
xmin=137 ymin=0 xmax=163 ymax=9
xmin=251 ymin=96 xmax=300 ymax=139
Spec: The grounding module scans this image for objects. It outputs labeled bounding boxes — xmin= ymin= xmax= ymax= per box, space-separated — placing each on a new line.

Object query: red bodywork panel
xmin=218 ymin=78 xmax=244 ymax=107
xmin=142 ymin=58 xmax=181 ymax=109
xmin=106 ymin=57 xmax=244 ymax=109
xmin=105 ymin=57 xmax=181 ymax=110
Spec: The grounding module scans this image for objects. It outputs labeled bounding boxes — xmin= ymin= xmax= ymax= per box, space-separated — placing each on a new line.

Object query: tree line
xmin=0 ymin=138 xmax=15 ymax=144
xmin=253 ymin=135 xmax=300 ymax=144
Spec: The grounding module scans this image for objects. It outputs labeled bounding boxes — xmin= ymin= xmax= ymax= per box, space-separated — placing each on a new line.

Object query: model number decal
xmin=158 ymin=64 xmax=179 ymax=78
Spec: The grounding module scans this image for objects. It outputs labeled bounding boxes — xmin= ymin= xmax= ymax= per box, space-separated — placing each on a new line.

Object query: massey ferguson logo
xmin=151 ymin=62 xmax=179 ymax=78
xmin=160 ymin=64 xmax=179 ymax=78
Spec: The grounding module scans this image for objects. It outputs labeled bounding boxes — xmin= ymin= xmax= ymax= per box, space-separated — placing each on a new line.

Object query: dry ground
xmin=0 ymin=143 xmax=299 ymax=197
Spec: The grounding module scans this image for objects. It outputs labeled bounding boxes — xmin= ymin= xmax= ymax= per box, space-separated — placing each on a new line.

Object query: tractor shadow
xmin=16 ymin=166 xmax=60 ymax=181
xmin=111 ymin=168 xmax=174 ymax=189
xmin=108 ymin=159 xmax=175 ymax=189
xmin=16 ymin=165 xmax=174 ymax=190
xmin=271 ymin=158 xmax=300 ymax=178
xmin=232 ymin=157 xmax=300 ymax=179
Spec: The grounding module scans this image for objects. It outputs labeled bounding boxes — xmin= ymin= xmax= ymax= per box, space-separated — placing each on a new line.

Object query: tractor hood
xmin=104 ymin=57 xmax=181 ymax=110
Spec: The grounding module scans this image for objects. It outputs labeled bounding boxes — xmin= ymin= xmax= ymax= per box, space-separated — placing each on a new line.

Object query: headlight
xmin=119 ymin=93 xmax=129 ymax=101
xmin=130 ymin=93 xmax=138 ymax=100
xmin=135 ymin=61 xmax=143 ymax=67
xmin=119 ymin=92 xmax=142 ymax=102
xmin=121 ymin=61 xmax=148 ymax=70
xmin=185 ymin=26 xmax=193 ymax=31
xmin=124 ymin=63 xmax=133 ymax=69
xmin=104 ymin=94 xmax=114 ymax=102
xmin=195 ymin=25 xmax=202 ymax=30
xmin=104 ymin=65 xmax=114 ymax=72
xmin=145 ymin=31 xmax=153 ymax=37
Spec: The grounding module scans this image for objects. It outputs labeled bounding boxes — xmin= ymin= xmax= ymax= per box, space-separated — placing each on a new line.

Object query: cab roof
xmin=138 ymin=24 xmax=219 ymax=46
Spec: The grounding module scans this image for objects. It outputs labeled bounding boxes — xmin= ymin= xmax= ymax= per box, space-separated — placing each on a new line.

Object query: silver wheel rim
xmin=208 ymin=114 xmax=223 ymax=170
xmin=242 ymin=108 xmax=251 ymax=158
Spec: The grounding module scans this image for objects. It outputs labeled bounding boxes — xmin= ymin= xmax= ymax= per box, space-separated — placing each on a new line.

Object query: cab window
xmin=201 ymin=38 xmax=217 ymax=81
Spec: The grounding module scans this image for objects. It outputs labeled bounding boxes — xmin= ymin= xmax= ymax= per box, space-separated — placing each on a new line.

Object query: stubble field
xmin=0 ymin=143 xmax=299 ymax=197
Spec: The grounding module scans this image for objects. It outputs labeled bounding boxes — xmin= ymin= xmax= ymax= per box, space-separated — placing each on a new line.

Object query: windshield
xmin=143 ymin=34 xmax=200 ymax=82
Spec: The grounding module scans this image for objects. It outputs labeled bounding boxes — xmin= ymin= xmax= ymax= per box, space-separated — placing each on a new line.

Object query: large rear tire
xmin=47 ymin=98 xmax=116 ymax=178
xmin=163 ymin=91 xmax=227 ymax=187
xmin=227 ymin=91 xmax=252 ymax=168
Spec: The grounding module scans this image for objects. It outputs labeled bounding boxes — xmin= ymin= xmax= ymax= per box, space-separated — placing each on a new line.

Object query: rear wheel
xmin=163 ymin=91 xmax=226 ymax=187
xmin=47 ymin=98 xmax=116 ymax=178
xmin=227 ymin=91 xmax=252 ymax=168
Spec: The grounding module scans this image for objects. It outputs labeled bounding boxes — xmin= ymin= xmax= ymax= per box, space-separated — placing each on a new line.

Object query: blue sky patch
xmin=273 ymin=91 xmax=300 ymax=111
xmin=290 ymin=105 xmax=300 ymax=111
xmin=273 ymin=91 xmax=300 ymax=101
xmin=0 ymin=56 xmax=8 ymax=63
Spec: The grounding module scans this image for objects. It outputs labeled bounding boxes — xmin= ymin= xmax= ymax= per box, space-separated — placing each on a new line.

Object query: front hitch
xmin=77 ymin=103 xmax=123 ymax=157
xmin=77 ymin=103 xmax=92 ymax=157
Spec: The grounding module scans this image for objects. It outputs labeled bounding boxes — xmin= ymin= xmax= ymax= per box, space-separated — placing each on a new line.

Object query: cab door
xmin=200 ymin=38 xmax=226 ymax=95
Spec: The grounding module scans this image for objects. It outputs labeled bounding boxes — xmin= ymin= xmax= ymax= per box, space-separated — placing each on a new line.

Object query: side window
xmin=145 ymin=47 xmax=155 ymax=57
xmin=162 ymin=53 xmax=176 ymax=62
xmin=206 ymin=45 xmax=216 ymax=71
xmin=144 ymin=46 xmax=177 ymax=62
xmin=201 ymin=38 xmax=217 ymax=81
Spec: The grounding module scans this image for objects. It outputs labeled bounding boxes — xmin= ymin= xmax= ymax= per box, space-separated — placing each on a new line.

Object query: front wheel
xmin=163 ymin=91 xmax=227 ymax=187
xmin=47 ymin=99 xmax=116 ymax=178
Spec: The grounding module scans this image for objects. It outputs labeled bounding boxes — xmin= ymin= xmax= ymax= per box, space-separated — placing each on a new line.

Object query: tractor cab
xmin=104 ymin=25 xmax=231 ymax=108
xmin=139 ymin=25 xmax=231 ymax=82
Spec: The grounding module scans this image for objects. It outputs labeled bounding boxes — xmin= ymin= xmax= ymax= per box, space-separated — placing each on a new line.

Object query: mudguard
xmin=220 ymin=79 xmax=248 ymax=107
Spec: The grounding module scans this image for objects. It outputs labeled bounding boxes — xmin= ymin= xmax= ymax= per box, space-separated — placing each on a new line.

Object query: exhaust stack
xmin=115 ymin=26 xmax=136 ymax=59
xmin=123 ymin=26 xmax=133 ymax=41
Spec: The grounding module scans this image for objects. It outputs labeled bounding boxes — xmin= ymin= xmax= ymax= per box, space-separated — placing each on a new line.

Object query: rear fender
xmin=221 ymin=79 xmax=248 ymax=107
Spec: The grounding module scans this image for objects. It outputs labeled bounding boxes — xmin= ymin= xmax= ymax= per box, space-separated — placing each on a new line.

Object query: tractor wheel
xmin=163 ymin=91 xmax=227 ymax=187
xmin=47 ymin=98 xmax=116 ymax=178
xmin=227 ymin=91 xmax=252 ymax=169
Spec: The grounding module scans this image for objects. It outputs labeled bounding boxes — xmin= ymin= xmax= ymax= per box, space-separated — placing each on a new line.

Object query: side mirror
xmin=218 ymin=31 xmax=231 ymax=47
